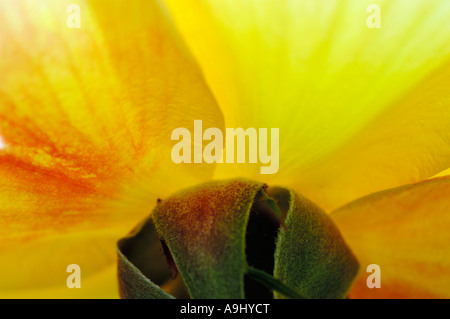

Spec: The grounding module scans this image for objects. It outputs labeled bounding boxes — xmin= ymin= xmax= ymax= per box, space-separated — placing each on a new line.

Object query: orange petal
xmin=0 ymin=0 xmax=223 ymax=296
xmin=331 ymin=176 xmax=450 ymax=298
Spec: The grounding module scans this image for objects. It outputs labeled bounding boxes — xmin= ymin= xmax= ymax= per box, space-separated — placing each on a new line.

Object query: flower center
xmin=117 ymin=178 xmax=359 ymax=299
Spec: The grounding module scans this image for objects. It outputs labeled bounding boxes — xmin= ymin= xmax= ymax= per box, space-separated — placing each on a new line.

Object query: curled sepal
xmin=272 ymin=188 xmax=360 ymax=299
xmin=152 ymin=178 xmax=265 ymax=299
xmin=117 ymin=218 xmax=186 ymax=299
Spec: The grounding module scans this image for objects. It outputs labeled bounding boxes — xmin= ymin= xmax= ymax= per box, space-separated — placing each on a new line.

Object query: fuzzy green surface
xmin=274 ymin=190 xmax=360 ymax=299
xmin=117 ymin=247 xmax=175 ymax=299
xmin=152 ymin=178 xmax=264 ymax=299
xmin=117 ymin=218 xmax=175 ymax=299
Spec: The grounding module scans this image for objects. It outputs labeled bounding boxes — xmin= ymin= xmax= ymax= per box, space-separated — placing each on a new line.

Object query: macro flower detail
xmin=118 ymin=178 xmax=359 ymax=299
xmin=1 ymin=0 xmax=450 ymax=299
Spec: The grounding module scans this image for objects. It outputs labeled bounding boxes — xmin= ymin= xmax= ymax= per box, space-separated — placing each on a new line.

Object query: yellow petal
xmin=433 ymin=167 xmax=450 ymax=178
xmin=0 ymin=0 xmax=223 ymax=296
xmin=0 ymin=230 xmax=119 ymax=298
xmin=331 ymin=176 xmax=450 ymax=298
xmin=165 ymin=0 xmax=450 ymax=210
xmin=295 ymin=59 xmax=450 ymax=210
xmin=0 ymin=265 xmax=119 ymax=299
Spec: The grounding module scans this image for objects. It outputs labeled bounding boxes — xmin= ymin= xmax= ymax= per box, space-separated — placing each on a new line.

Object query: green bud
xmin=117 ymin=178 xmax=359 ymax=299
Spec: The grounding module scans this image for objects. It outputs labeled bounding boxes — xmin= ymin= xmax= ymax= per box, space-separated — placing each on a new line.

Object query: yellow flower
xmin=0 ymin=0 xmax=449 ymax=298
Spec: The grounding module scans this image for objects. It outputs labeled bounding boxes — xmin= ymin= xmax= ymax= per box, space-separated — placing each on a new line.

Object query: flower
xmin=1 ymin=0 xmax=449 ymax=298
